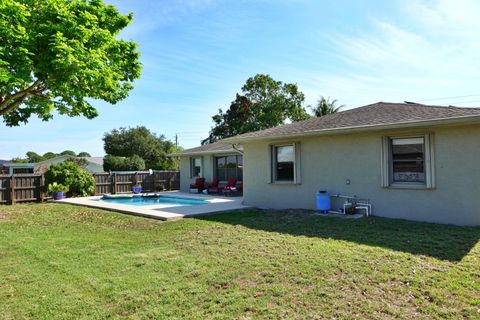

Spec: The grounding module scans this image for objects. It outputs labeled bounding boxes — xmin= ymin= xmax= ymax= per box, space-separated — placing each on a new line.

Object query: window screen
xmin=275 ymin=145 xmax=295 ymax=181
xmin=191 ymin=157 xmax=202 ymax=177
xmin=391 ymin=137 xmax=425 ymax=183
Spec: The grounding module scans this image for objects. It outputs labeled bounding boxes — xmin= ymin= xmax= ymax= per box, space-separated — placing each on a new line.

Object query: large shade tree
xmin=59 ymin=150 xmax=76 ymax=157
xmin=0 ymin=0 xmax=142 ymax=126
xmin=103 ymin=126 xmax=179 ymax=170
xmin=25 ymin=151 xmax=44 ymax=163
xmin=203 ymin=74 xmax=310 ymax=144
xmin=77 ymin=152 xmax=91 ymax=157
xmin=202 ymin=94 xmax=252 ymax=145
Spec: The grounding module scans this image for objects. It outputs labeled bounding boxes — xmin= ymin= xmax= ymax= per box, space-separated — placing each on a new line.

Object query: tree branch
xmin=0 ymin=92 xmax=30 ymax=116
xmin=0 ymin=79 xmax=43 ymax=115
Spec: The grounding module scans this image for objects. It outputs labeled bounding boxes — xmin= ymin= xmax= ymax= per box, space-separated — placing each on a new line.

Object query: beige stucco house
xmin=172 ymin=102 xmax=480 ymax=226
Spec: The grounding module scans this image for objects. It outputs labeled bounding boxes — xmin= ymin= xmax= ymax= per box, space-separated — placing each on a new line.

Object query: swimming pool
xmin=97 ymin=195 xmax=207 ymax=207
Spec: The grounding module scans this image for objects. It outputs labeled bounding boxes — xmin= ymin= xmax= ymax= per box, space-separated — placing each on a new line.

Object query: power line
xmin=417 ymin=94 xmax=480 ymax=102
xmin=174 ymin=131 xmax=207 ymax=134
xmin=442 ymin=100 xmax=480 ymax=105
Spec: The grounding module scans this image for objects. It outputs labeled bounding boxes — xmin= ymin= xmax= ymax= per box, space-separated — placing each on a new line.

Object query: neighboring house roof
xmin=36 ymin=155 xmax=103 ymax=166
xmin=170 ymin=142 xmax=243 ymax=157
xmin=36 ymin=154 xmax=71 ymax=165
xmin=222 ymin=102 xmax=480 ymax=143
xmin=1 ymin=162 xmax=35 ymax=168
xmin=0 ymin=160 xmax=9 ymax=166
xmin=79 ymin=157 xmax=104 ymax=166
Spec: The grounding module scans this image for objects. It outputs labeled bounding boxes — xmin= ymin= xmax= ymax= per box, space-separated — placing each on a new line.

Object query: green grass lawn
xmin=0 ymin=204 xmax=479 ymax=319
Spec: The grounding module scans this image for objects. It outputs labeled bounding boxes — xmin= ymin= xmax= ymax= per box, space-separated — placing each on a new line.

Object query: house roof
xmin=170 ymin=142 xmax=243 ymax=157
xmin=79 ymin=157 xmax=103 ymax=165
xmin=35 ymin=154 xmax=71 ymax=165
xmin=1 ymin=162 xmax=35 ymax=168
xmin=221 ymin=102 xmax=480 ymax=143
xmin=36 ymin=155 xmax=103 ymax=165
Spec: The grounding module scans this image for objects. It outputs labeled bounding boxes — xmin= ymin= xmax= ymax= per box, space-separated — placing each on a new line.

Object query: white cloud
xmin=112 ymin=0 xmax=217 ymax=39
xmin=300 ymin=0 xmax=480 ymax=108
xmin=405 ymin=0 xmax=480 ymax=38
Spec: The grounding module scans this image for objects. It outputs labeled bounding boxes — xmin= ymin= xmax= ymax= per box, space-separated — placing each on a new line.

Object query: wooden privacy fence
xmin=0 ymin=171 xmax=180 ymax=204
xmin=0 ymin=174 xmax=43 ymax=204
xmin=93 ymin=171 xmax=180 ymax=195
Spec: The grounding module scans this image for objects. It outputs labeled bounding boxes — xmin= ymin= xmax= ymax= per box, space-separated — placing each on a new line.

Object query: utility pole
xmin=175 ymin=133 xmax=178 ymax=147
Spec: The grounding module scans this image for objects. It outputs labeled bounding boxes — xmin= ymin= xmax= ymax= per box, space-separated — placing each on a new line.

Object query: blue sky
xmin=2 ymin=0 xmax=480 ymax=159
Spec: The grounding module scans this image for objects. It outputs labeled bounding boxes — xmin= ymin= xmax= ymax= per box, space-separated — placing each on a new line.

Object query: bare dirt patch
xmin=0 ymin=213 xmax=8 ymax=223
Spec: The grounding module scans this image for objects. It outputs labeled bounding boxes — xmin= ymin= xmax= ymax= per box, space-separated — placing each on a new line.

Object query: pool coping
xmin=55 ymin=191 xmax=251 ymax=221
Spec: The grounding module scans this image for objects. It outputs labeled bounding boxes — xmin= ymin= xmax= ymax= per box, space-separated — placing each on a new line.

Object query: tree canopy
xmin=77 ymin=152 xmax=91 ymax=157
xmin=11 ymin=150 xmax=92 ymax=163
xmin=42 ymin=152 xmax=57 ymax=160
xmin=103 ymin=154 xmax=145 ymax=172
xmin=310 ymin=96 xmax=345 ymax=117
xmin=203 ymin=74 xmax=310 ymax=144
xmin=0 ymin=0 xmax=142 ymax=126
xmin=25 ymin=151 xmax=44 ymax=163
xmin=60 ymin=150 xmax=76 ymax=157
xmin=103 ymin=126 xmax=179 ymax=170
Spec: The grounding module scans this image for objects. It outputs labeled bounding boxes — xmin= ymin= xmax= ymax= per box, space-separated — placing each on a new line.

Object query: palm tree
xmin=310 ymin=96 xmax=345 ymax=117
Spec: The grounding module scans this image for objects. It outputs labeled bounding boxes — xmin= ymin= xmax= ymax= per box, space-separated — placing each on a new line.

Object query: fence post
xmin=10 ymin=174 xmax=15 ymax=205
xmin=112 ymin=173 xmax=117 ymax=194
xmin=38 ymin=175 xmax=44 ymax=202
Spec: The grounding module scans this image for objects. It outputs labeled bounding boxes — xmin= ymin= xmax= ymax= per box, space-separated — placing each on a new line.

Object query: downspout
xmin=232 ymin=144 xmax=243 ymax=154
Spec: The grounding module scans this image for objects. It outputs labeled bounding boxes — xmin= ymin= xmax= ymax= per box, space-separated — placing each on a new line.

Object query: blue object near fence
xmin=316 ymin=191 xmax=331 ymax=211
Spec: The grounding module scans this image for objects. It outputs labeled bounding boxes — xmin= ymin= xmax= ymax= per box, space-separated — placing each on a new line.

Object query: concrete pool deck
xmin=56 ymin=191 xmax=251 ymax=221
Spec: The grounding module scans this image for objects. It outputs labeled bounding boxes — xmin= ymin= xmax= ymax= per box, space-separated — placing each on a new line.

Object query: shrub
xmin=44 ymin=162 xmax=95 ymax=197
xmin=47 ymin=182 xmax=69 ymax=193
xmin=124 ymin=155 xmax=146 ymax=171
xmin=103 ymin=155 xmax=145 ymax=171
xmin=65 ymin=156 xmax=88 ymax=168
xmin=103 ymin=155 xmax=124 ymax=171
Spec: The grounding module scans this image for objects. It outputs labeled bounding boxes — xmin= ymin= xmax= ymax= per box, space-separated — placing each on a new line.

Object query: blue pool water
xmin=97 ymin=195 xmax=206 ymax=207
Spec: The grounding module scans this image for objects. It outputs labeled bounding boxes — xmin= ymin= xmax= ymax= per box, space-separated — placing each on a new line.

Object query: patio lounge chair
xmin=190 ymin=178 xmax=205 ymax=193
xmin=223 ymin=178 xmax=237 ymax=190
xmin=226 ymin=181 xmax=243 ymax=196
xmin=222 ymin=179 xmax=241 ymax=196
xmin=206 ymin=178 xmax=220 ymax=194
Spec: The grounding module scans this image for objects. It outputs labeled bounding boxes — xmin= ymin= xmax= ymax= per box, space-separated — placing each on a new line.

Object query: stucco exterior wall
xmin=243 ymin=125 xmax=480 ymax=226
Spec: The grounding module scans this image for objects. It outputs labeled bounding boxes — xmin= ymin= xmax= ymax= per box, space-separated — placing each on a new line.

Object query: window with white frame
xmin=270 ymin=143 xmax=301 ymax=183
xmin=190 ymin=157 xmax=202 ymax=178
xmin=381 ymin=134 xmax=435 ymax=188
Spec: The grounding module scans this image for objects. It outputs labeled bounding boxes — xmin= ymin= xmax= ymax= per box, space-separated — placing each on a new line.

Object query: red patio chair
xmin=223 ymin=180 xmax=243 ymax=196
xmin=206 ymin=178 xmax=220 ymax=193
xmin=190 ymin=178 xmax=205 ymax=192
xmin=223 ymin=178 xmax=237 ymax=191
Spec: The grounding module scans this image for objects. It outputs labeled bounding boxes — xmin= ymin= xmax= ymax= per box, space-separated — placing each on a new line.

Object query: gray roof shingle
xmin=222 ymin=102 xmax=480 ymax=142
xmin=170 ymin=102 xmax=480 ymax=155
